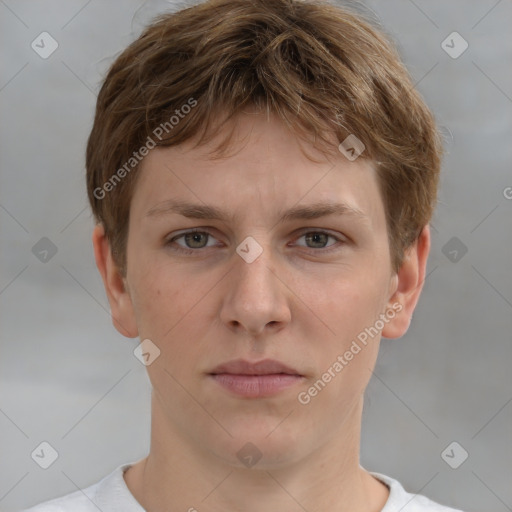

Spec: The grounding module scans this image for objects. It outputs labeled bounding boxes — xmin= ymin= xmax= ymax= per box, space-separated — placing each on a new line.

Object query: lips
xmin=209 ymin=358 xmax=301 ymax=376
xmin=208 ymin=359 xmax=304 ymax=398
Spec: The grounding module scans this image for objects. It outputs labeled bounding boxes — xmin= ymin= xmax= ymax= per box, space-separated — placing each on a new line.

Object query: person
xmin=23 ymin=0 xmax=465 ymax=510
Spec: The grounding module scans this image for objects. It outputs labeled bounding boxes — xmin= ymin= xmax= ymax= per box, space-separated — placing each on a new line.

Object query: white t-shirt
xmin=22 ymin=461 xmax=464 ymax=512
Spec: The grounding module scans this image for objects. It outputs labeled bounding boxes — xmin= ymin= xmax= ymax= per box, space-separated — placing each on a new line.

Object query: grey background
xmin=1 ymin=0 xmax=511 ymax=511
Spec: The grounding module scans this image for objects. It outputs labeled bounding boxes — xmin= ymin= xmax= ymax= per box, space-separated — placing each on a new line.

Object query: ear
xmin=92 ymin=224 xmax=139 ymax=338
xmin=381 ymin=224 xmax=431 ymax=339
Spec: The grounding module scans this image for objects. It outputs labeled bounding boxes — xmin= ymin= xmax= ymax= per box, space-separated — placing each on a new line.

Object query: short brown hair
xmin=86 ymin=0 xmax=442 ymax=276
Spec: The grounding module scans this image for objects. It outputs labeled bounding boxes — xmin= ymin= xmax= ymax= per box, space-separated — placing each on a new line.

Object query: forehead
xmin=130 ymin=112 xmax=386 ymax=230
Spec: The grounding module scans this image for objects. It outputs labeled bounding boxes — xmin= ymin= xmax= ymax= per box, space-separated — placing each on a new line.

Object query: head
xmin=88 ymin=0 xmax=442 ymax=468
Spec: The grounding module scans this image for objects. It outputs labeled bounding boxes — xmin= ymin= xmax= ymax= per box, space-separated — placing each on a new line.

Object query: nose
xmin=220 ymin=242 xmax=291 ymax=337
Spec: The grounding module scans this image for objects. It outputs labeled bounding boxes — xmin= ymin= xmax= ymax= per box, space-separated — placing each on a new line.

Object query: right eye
xmin=165 ymin=228 xmax=221 ymax=254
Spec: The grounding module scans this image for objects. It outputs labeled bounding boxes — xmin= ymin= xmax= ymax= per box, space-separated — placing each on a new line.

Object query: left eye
xmin=295 ymin=231 xmax=339 ymax=249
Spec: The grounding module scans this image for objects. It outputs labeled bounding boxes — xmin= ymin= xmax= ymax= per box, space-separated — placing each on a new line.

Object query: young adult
xmin=24 ymin=1 xmax=464 ymax=510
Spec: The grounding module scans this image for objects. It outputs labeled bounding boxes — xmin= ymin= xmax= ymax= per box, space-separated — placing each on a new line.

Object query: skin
xmin=93 ymin=110 xmax=430 ymax=512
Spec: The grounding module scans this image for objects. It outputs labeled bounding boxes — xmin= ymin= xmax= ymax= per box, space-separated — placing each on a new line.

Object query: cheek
xmin=295 ymin=262 xmax=390 ymax=383
xmin=298 ymin=282 xmax=385 ymax=411
xmin=129 ymin=264 xmax=220 ymax=364
xmin=129 ymin=263 xmax=188 ymax=339
xmin=302 ymin=264 xmax=388 ymax=335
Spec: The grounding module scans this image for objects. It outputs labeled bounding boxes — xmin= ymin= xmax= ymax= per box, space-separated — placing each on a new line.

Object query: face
xmin=102 ymin=112 xmax=417 ymax=469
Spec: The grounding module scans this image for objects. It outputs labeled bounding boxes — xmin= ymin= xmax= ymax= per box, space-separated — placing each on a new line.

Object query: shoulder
xmin=371 ymin=471 xmax=466 ymax=512
xmin=21 ymin=488 xmax=99 ymax=512
xmin=20 ymin=461 xmax=141 ymax=512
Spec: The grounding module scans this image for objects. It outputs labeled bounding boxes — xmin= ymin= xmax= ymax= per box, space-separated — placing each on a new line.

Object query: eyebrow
xmin=145 ymin=199 xmax=369 ymax=224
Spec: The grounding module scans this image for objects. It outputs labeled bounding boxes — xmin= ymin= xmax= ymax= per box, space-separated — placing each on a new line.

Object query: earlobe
xmin=381 ymin=225 xmax=431 ymax=339
xmin=92 ymin=224 xmax=139 ymax=338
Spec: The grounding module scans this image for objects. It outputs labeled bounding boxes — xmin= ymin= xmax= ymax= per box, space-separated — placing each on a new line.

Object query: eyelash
xmin=165 ymin=228 xmax=346 ymax=255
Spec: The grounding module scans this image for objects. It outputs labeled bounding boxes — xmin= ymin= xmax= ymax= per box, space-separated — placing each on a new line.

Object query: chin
xmin=205 ymin=422 xmax=306 ymax=469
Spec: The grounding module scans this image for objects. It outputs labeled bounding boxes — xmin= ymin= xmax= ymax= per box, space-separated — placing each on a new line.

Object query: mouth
xmin=208 ymin=359 xmax=304 ymax=398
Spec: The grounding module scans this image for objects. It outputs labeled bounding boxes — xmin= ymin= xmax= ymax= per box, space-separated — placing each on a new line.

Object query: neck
xmin=124 ymin=393 xmax=389 ymax=512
